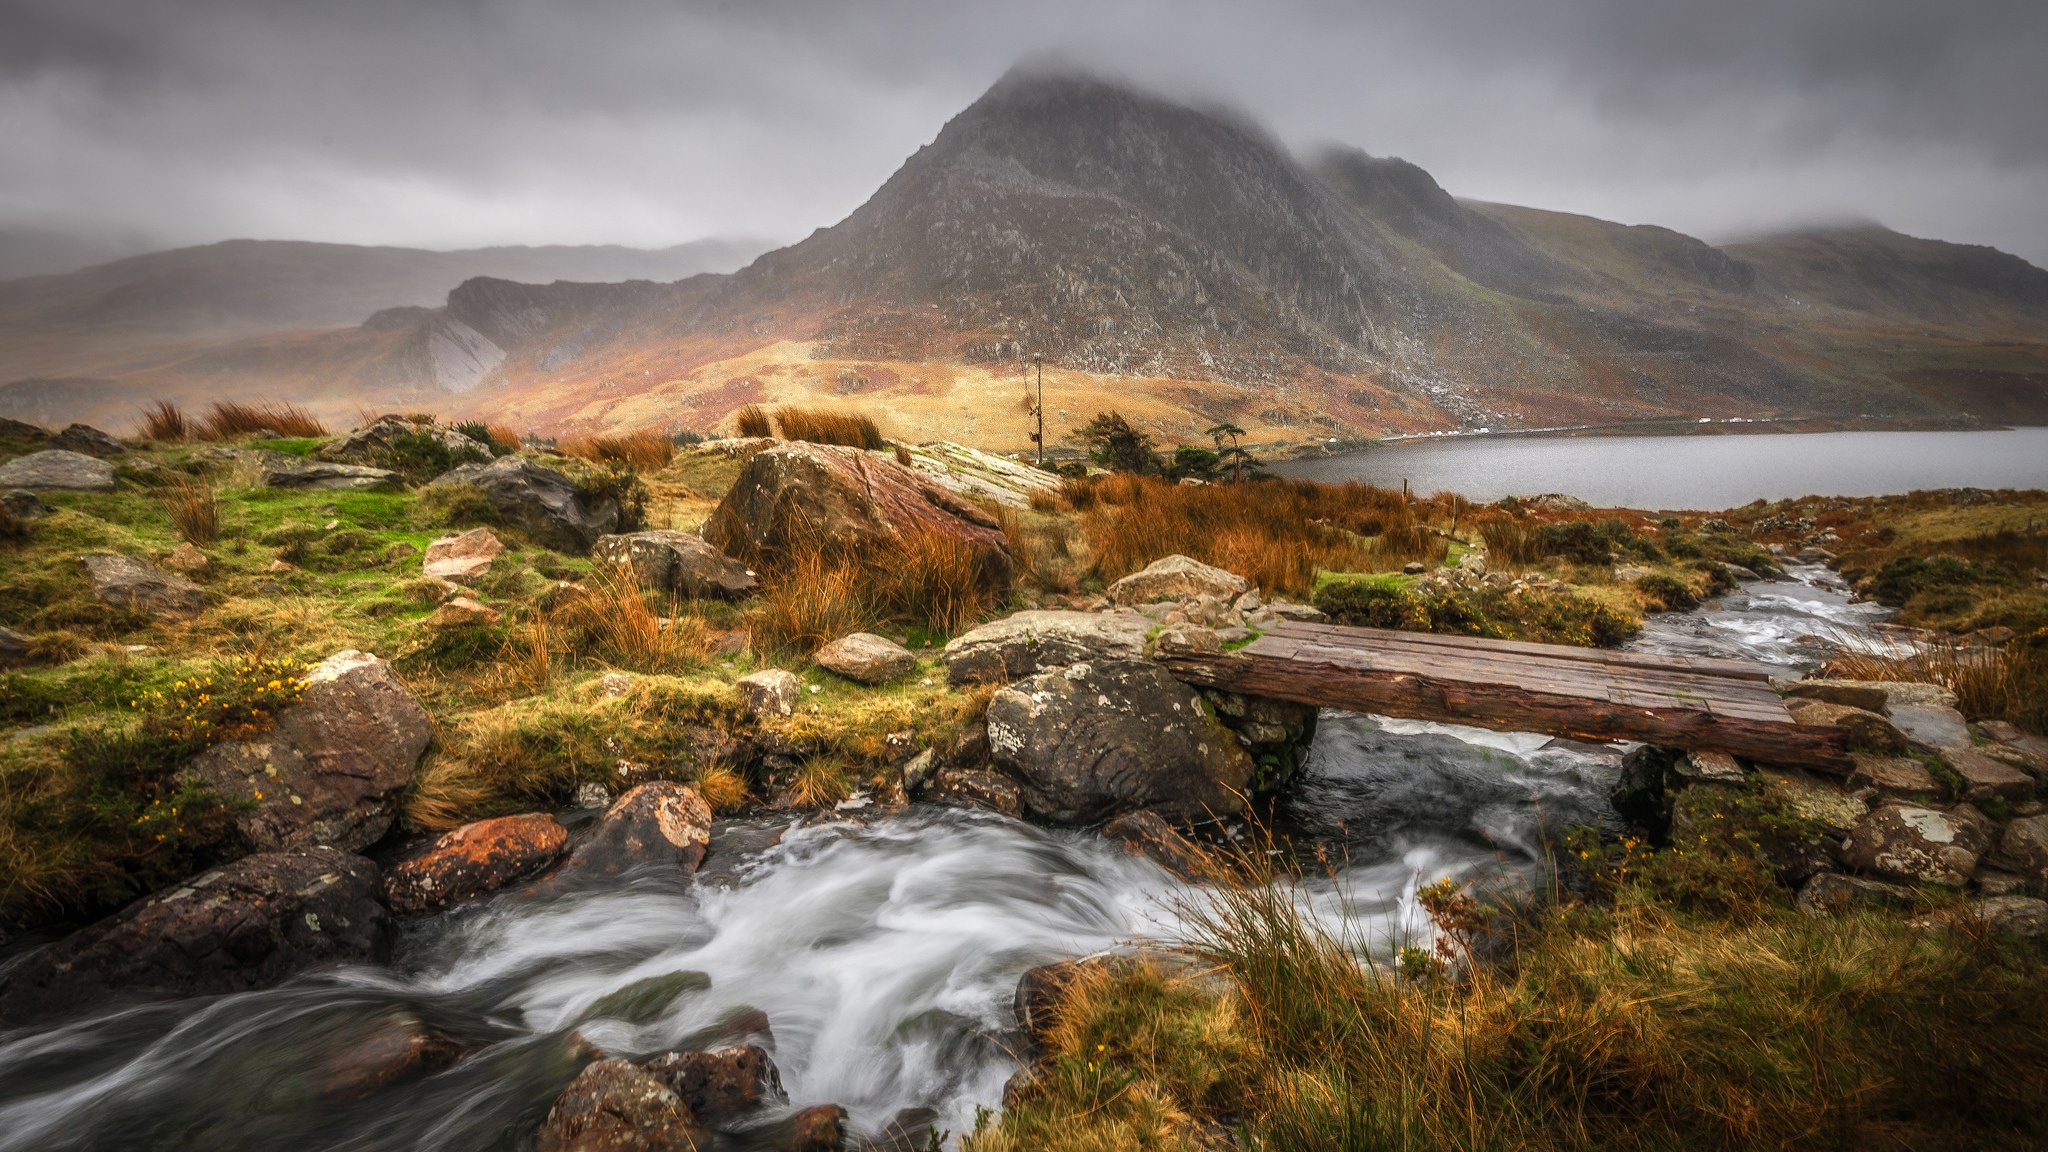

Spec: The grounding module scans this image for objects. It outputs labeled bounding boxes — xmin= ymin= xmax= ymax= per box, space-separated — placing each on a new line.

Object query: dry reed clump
xmin=1825 ymin=629 xmax=2048 ymax=734
xmin=774 ymin=406 xmax=886 ymax=450
xmin=752 ymin=527 xmax=1003 ymax=656
xmin=549 ymin=563 xmax=715 ymax=675
xmin=139 ymin=400 xmax=191 ymax=443
xmin=690 ymin=764 xmax=752 ymax=813
xmin=979 ymin=850 xmax=2048 ymax=1152
xmin=1063 ymin=474 xmax=1447 ymax=595
xmin=753 ymin=546 xmax=878 ymax=657
xmin=734 ymin=404 xmax=773 ymax=438
xmin=155 ymin=475 xmax=220 ymax=545
xmin=1476 ymin=513 xmax=1545 ymax=568
xmin=783 ymin=756 xmax=851 ymax=808
xmin=483 ymin=423 xmax=523 ymax=452
xmin=201 ymin=400 xmax=327 ymax=440
xmin=562 ymin=429 xmax=674 ymax=472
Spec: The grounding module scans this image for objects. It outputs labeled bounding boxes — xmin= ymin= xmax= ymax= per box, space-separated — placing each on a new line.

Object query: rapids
xmin=0 ymin=563 xmax=1885 ymax=1150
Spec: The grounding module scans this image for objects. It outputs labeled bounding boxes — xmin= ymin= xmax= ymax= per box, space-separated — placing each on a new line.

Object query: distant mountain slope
xmin=2 ymin=68 xmax=2043 ymax=442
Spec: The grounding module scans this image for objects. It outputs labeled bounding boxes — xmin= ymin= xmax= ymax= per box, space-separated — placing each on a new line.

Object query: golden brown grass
xmin=754 ymin=546 xmax=877 ymax=657
xmin=483 ymin=423 xmax=523 ymax=452
xmin=734 ymin=404 xmax=773 ymax=438
xmin=1476 ymin=513 xmax=1544 ymax=568
xmin=201 ymin=400 xmax=327 ymax=440
xmin=774 ymin=406 xmax=886 ymax=450
xmin=139 ymin=400 xmax=190 ymax=442
xmin=563 ymin=429 xmax=675 ymax=472
xmin=1824 ymin=629 xmax=2048 ymax=733
xmin=552 ymin=563 xmax=715 ymax=674
xmin=753 ymin=527 xmax=1003 ymax=656
xmin=690 ymin=764 xmax=752 ymax=813
xmin=1064 ymin=474 xmax=1447 ymax=595
xmin=155 ymin=475 xmax=220 ymax=545
xmin=783 ymin=756 xmax=851 ymax=808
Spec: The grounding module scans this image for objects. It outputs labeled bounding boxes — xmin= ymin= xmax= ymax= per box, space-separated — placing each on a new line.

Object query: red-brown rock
xmin=640 ymin=1045 xmax=784 ymax=1126
xmin=549 ymin=782 xmax=713 ymax=884
xmin=536 ymin=1058 xmax=709 ymax=1152
xmin=385 ymin=813 xmax=570 ymax=914
xmin=773 ymin=1104 xmax=849 ymax=1152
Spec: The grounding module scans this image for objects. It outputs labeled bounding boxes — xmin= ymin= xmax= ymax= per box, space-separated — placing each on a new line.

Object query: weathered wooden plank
xmin=1274 ymin=636 xmax=1778 ymax=710
xmin=1158 ymin=641 xmax=1851 ymax=773
xmin=1262 ymin=621 xmax=1775 ymax=681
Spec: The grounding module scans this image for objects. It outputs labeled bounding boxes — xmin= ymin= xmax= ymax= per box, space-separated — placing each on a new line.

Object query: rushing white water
xmin=0 ymin=564 xmax=1879 ymax=1150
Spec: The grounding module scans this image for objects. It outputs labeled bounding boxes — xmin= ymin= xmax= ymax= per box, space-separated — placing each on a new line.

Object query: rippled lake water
xmin=1271 ymin=427 xmax=2048 ymax=508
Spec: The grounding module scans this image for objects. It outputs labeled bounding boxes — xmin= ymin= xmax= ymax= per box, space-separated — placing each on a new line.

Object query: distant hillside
xmin=2 ymin=68 xmax=2043 ymax=443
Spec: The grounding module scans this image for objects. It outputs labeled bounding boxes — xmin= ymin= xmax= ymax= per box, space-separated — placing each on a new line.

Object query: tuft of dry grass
xmin=753 ymin=526 xmax=1002 ymax=656
xmin=1063 ymin=474 xmax=1448 ymax=594
xmin=553 ymin=563 xmax=714 ymax=674
xmin=1824 ymin=630 xmax=2048 ymax=734
xmin=754 ymin=545 xmax=877 ymax=657
xmin=1476 ymin=514 xmax=1544 ymax=568
xmin=155 ymin=475 xmax=220 ymax=545
xmin=201 ymin=400 xmax=327 ymax=440
xmin=563 ymin=429 xmax=675 ymax=472
xmin=691 ymin=764 xmax=752 ymax=813
xmin=483 ymin=423 xmax=523 ymax=452
xmin=784 ymin=756 xmax=851 ymax=808
xmin=140 ymin=400 xmax=190 ymax=442
xmin=774 ymin=406 xmax=886 ymax=450
xmin=734 ymin=404 xmax=773 ymax=438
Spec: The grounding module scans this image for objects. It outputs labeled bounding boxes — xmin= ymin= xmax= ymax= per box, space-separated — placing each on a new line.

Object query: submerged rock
xmin=317 ymin=1007 xmax=467 ymax=1102
xmin=384 ymin=813 xmax=569 ymax=915
xmin=0 ymin=847 xmax=390 ymax=1027
xmin=1102 ymin=809 xmax=1211 ymax=880
xmin=985 ymin=659 xmax=1252 ymax=826
xmin=182 ymin=650 xmax=434 ymax=852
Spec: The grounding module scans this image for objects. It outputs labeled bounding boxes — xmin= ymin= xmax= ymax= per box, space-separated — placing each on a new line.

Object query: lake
xmin=1268 ymin=427 xmax=2048 ymax=509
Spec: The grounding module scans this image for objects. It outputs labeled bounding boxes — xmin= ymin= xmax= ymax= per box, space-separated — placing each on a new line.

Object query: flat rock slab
xmin=385 ymin=813 xmax=568 ymax=915
xmin=0 ymin=449 xmax=116 ymax=491
xmin=1848 ymin=753 xmax=1944 ymax=798
xmin=82 ymin=553 xmax=205 ymax=620
xmin=182 ymin=650 xmax=434 ymax=852
xmin=0 ymin=847 xmax=390 ymax=1027
xmin=986 ymin=658 xmax=1252 ymax=826
xmin=1943 ymin=747 xmax=2034 ymax=802
xmin=1888 ymin=702 xmax=1972 ymax=750
xmin=423 ymin=527 xmax=504 ymax=580
xmin=250 ymin=451 xmax=400 ymax=491
xmin=593 ymin=530 xmax=757 ymax=600
xmin=813 ymin=632 xmax=916 ymax=684
xmin=943 ymin=609 xmax=1152 ymax=685
xmin=431 ymin=455 xmax=618 ymax=553
xmin=1106 ymin=554 xmax=1249 ymax=606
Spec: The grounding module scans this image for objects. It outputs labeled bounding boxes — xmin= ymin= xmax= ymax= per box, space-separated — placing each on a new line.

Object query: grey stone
xmin=1841 ymin=803 xmax=1992 ymax=886
xmin=737 ymin=669 xmax=802 ymax=719
xmin=1785 ymin=698 xmax=1911 ymax=754
xmin=812 ymin=632 xmax=916 ymax=685
xmin=1795 ymin=872 xmax=1916 ymax=917
xmin=985 ymin=659 xmax=1252 ymax=826
xmin=1999 ymin=815 xmax=2048 ymax=886
xmin=430 ymin=455 xmax=618 ymax=553
xmin=82 ymin=553 xmax=205 ymax=620
xmin=1151 ymin=624 xmax=1221 ymax=658
xmin=1970 ymin=895 xmax=2048 ymax=938
xmin=316 ymin=416 xmax=487 ymax=463
xmin=1888 ymin=702 xmax=1972 ymax=750
xmin=0 ymin=848 xmax=389 ymax=1027
xmin=182 ymin=651 xmax=433 ymax=852
xmin=1847 ymin=753 xmax=1943 ymax=798
xmin=593 ymin=530 xmax=757 ymax=600
xmin=46 ymin=423 xmax=125 ymax=456
xmin=1942 ymin=747 xmax=2035 ymax=802
xmin=0 ymin=449 xmax=116 ymax=491
xmin=249 ymin=450 xmax=401 ymax=491
xmin=1 ymin=489 xmax=51 ymax=521
xmin=1264 ymin=598 xmax=1328 ymax=622
xmin=1674 ymin=750 xmax=1747 ymax=784
xmin=1105 ymin=554 xmax=1249 ymax=606
xmin=1757 ymin=766 xmax=1867 ymax=836
xmin=943 ymin=609 xmax=1152 ymax=686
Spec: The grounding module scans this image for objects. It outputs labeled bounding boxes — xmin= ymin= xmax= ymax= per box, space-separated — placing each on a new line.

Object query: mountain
xmin=3 ymin=68 xmax=2044 ymax=443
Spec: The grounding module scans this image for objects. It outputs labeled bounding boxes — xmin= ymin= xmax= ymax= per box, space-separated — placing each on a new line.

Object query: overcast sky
xmin=2 ymin=0 xmax=2044 ymax=268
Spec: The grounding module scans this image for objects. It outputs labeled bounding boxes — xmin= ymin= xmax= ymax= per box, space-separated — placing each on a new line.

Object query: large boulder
xmin=182 ymin=651 xmax=434 ymax=852
xmin=942 ymin=610 xmax=1152 ymax=686
xmin=47 ymin=423 xmax=126 ymax=456
xmin=430 ymin=455 xmax=618 ymax=553
xmin=985 ymin=659 xmax=1253 ymax=826
xmin=0 ymin=449 xmax=117 ymax=491
xmin=242 ymin=450 xmax=401 ymax=491
xmin=1841 ymin=803 xmax=1994 ymax=886
xmin=549 ymin=782 xmax=713 ymax=884
xmin=593 ymin=530 xmax=757 ymax=600
xmin=384 ymin=813 xmax=569 ymax=915
xmin=536 ymin=1058 xmax=710 ymax=1152
xmin=812 ymin=632 xmax=917 ymax=685
xmin=0 ymin=848 xmax=390 ymax=1026
xmin=82 ymin=553 xmax=205 ymax=620
xmin=701 ymin=440 xmax=1011 ymax=592
xmin=1105 ymin=554 xmax=1248 ymax=607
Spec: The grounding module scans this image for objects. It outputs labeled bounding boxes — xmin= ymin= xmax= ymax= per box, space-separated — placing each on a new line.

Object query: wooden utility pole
xmin=1033 ymin=353 xmax=1045 ymax=465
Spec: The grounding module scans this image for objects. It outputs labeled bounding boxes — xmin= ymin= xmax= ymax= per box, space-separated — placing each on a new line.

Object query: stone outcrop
xmin=593 ymin=530 xmax=758 ymax=600
xmin=1847 ymin=753 xmax=1943 ymax=798
xmin=423 ymin=527 xmax=504 ymax=580
xmin=1105 ymin=554 xmax=1249 ymax=606
xmin=47 ymin=423 xmax=126 ymax=456
xmin=182 ymin=650 xmax=434 ymax=852
xmin=985 ymin=659 xmax=1252 ymax=825
xmin=812 ymin=632 xmax=917 ymax=685
xmin=701 ymin=440 xmax=1011 ymax=592
xmin=82 ymin=553 xmax=205 ymax=620
xmin=737 ymin=669 xmax=802 ymax=719
xmin=0 ymin=449 xmax=117 ymax=491
xmin=549 ymin=782 xmax=713 ymax=884
xmin=1197 ymin=689 xmax=1319 ymax=791
xmin=0 ymin=848 xmax=390 ymax=1026
xmin=2 ymin=488 xmax=52 ymax=521
xmin=430 ymin=455 xmax=618 ymax=553
xmin=384 ymin=813 xmax=569 ymax=915
xmin=426 ymin=595 xmax=502 ymax=628
xmin=942 ymin=609 xmax=1152 ymax=685
xmin=1785 ymin=698 xmax=1911 ymax=754
xmin=1840 ymin=802 xmax=1994 ymax=886
xmin=316 ymin=415 xmax=489 ymax=463
xmin=1999 ymin=815 xmax=2048 ymax=886
xmin=247 ymin=450 xmax=401 ymax=491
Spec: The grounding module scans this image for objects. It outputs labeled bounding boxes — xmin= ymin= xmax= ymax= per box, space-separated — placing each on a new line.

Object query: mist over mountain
xmin=3 ymin=70 xmax=2044 ymax=441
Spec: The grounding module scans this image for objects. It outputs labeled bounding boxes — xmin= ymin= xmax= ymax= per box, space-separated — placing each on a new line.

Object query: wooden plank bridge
xmin=1156 ymin=620 xmax=1852 ymax=772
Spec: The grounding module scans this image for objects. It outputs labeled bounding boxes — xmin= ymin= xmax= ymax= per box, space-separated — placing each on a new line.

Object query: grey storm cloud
xmin=2 ymin=0 xmax=2044 ymax=265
